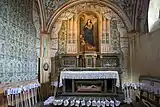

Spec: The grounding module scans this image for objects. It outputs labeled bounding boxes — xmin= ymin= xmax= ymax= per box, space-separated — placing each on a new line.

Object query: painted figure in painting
xmin=80 ymin=13 xmax=98 ymax=52
xmin=84 ymin=19 xmax=95 ymax=47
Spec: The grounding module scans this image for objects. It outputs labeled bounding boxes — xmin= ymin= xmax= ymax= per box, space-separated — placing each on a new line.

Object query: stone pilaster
xmin=117 ymin=24 xmax=129 ymax=83
xmin=128 ymin=32 xmax=138 ymax=82
xmin=40 ymin=32 xmax=51 ymax=83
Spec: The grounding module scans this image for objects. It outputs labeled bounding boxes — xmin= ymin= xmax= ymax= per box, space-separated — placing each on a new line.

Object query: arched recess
xmin=49 ymin=2 xmax=127 ymax=54
xmin=46 ymin=0 xmax=133 ymax=33
xmin=47 ymin=0 xmax=131 ymax=83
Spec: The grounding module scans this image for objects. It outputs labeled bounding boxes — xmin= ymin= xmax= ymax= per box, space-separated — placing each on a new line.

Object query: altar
xmin=52 ymin=52 xmax=123 ymax=98
xmin=60 ymin=70 xmax=120 ymax=96
xmin=49 ymin=67 xmax=124 ymax=107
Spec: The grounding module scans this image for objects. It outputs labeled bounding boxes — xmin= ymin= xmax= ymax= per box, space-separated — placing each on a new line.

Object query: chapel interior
xmin=0 ymin=0 xmax=160 ymax=107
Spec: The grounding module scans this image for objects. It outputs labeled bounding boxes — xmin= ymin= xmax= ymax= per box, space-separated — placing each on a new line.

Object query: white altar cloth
xmin=60 ymin=71 xmax=120 ymax=87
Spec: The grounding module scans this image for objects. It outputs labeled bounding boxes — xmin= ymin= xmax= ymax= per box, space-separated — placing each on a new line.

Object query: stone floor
xmin=32 ymin=95 xmax=145 ymax=107
xmin=32 ymin=102 xmax=145 ymax=107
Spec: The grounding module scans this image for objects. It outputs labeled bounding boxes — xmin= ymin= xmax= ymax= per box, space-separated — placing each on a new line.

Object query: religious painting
xmin=79 ymin=12 xmax=99 ymax=52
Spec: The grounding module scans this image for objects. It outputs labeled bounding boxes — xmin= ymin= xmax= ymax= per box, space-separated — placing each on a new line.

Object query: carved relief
xmin=110 ymin=19 xmax=121 ymax=53
xmin=58 ymin=20 xmax=68 ymax=54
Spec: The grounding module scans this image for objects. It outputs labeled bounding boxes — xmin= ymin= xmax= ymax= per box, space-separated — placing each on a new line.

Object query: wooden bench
xmin=0 ymin=89 xmax=7 ymax=107
xmin=139 ymin=76 xmax=160 ymax=107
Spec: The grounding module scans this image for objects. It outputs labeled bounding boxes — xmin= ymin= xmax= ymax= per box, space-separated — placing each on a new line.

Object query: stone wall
xmin=0 ymin=0 xmax=39 ymax=83
xmin=132 ymin=28 xmax=160 ymax=81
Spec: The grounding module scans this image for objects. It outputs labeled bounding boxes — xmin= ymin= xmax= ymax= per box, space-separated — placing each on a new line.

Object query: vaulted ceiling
xmin=36 ymin=0 xmax=150 ymax=33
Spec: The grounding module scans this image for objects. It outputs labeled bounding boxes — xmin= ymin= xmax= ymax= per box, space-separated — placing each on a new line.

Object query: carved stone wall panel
xmin=67 ymin=44 xmax=77 ymax=54
xmin=50 ymin=50 xmax=58 ymax=57
xmin=58 ymin=20 xmax=68 ymax=54
xmin=101 ymin=44 xmax=112 ymax=53
xmin=110 ymin=19 xmax=122 ymax=53
xmin=0 ymin=0 xmax=39 ymax=83
xmin=50 ymin=19 xmax=61 ymax=56
xmin=51 ymin=19 xmax=62 ymax=39
xmin=50 ymin=38 xmax=58 ymax=57
xmin=50 ymin=39 xmax=58 ymax=50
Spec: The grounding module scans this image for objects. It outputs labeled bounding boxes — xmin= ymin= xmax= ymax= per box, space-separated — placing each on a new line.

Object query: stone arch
xmin=36 ymin=0 xmax=46 ymax=31
xmin=46 ymin=0 xmax=133 ymax=33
